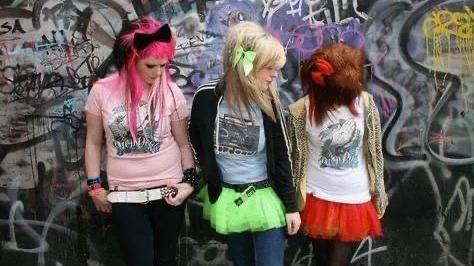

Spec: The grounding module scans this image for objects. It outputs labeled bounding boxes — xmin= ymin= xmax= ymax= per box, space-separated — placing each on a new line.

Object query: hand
xmin=285 ymin=212 xmax=301 ymax=235
xmin=165 ymin=183 xmax=194 ymax=206
xmin=90 ymin=189 xmax=112 ymax=213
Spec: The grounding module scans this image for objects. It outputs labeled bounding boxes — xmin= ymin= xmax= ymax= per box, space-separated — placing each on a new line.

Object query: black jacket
xmin=189 ymin=80 xmax=297 ymax=213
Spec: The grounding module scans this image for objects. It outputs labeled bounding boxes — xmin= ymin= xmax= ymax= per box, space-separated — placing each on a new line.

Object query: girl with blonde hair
xmin=189 ymin=21 xmax=300 ymax=266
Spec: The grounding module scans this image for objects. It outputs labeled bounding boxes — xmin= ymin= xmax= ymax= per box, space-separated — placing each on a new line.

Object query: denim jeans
xmin=112 ymin=200 xmax=185 ymax=266
xmin=225 ymin=227 xmax=285 ymax=266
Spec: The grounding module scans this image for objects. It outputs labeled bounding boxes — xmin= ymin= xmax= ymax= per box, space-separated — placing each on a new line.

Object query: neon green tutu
xmin=197 ymin=185 xmax=287 ymax=235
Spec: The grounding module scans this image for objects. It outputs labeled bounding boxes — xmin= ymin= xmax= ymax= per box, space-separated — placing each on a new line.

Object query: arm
xmin=272 ymin=113 xmax=301 ymax=234
xmin=85 ymin=112 xmax=103 ymax=178
xmin=370 ymin=97 xmax=388 ymax=218
xmin=171 ymin=118 xmax=194 ymax=170
xmin=188 ymin=93 xmax=201 ymax=165
xmin=85 ymin=112 xmax=110 ymax=212
xmin=272 ymin=116 xmax=298 ymax=213
xmin=286 ymin=110 xmax=299 ymax=179
xmin=166 ymin=117 xmax=196 ymax=206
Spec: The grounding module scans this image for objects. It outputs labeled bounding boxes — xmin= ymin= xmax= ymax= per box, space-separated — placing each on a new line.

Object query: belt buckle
xmin=244 ymin=185 xmax=256 ymax=197
xmin=141 ymin=190 xmax=150 ymax=204
xmin=234 ymin=185 xmax=256 ymax=206
xmin=160 ymin=187 xmax=177 ymax=198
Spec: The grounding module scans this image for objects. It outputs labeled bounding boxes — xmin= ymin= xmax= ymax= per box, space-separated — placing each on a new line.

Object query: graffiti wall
xmin=0 ymin=0 xmax=473 ymax=265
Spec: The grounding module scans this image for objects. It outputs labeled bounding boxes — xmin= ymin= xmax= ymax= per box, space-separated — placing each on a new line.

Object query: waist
xmin=106 ymin=148 xmax=182 ymax=182
xmin=222 ymin=179 xmax=271 ymax=192
xmin=217 ymin=155 xmax=268 ymax=182
xmin=306 ymin=170 xmax=370 ymax=203
xmin=108 ymin=185 xmax=177 ymax=204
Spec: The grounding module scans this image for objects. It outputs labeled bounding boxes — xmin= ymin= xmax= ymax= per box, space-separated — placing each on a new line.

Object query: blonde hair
xmin=222 ymin=21 xmax=286 ymax=122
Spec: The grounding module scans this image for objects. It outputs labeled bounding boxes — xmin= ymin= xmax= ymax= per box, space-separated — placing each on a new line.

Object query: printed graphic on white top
xmin=319 ymin=118 xmax=361 ymax=169
xmin=108 ymin=101 xmax=161 ymax=156
xmin=216 ymin=114 xmax=259 ymax=156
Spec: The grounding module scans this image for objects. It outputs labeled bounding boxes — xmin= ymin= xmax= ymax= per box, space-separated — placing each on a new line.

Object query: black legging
xmin=312 ymin=239 xmax=358 ymax=266
xmin=111 ymin=200 xmax=185 ymax=266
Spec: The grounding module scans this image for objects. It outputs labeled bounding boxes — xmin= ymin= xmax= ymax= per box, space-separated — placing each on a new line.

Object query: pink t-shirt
xmin=85 ymin=73 xmax=187 ymax=190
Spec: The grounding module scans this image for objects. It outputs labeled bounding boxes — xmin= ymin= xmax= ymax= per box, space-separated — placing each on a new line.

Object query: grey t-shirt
xmin=214 ymin=98 xmax=268 ymax=184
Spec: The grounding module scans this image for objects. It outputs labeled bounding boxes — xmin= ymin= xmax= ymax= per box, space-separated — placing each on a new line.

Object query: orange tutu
xmin=300 ymin=194 xmax=382 ymax=242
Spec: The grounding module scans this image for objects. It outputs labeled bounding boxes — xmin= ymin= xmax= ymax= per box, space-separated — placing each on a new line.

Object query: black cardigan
xmin=189 ymin=80 xmax=297 ymax=213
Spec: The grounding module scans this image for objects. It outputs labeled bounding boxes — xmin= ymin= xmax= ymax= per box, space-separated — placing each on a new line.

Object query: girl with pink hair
xmin=84 ymin=17 xmax=198 ymax=266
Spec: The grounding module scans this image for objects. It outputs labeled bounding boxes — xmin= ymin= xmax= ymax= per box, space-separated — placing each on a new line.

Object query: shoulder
xmin=288 ymin=96 xmax=307 ymax=117
xmin=193 ymin=79 xmax=219 ymax=103
xmin=89 ymin=73 xmax=123 ymax=101
xmin=361 ymin=91 xmax=375 ymax=105
xmin=167 ymin=81 xmax=186 ymax=100
xmin=91 ymin=73 xmax=123 ymax=97
xmin=94 ymin=72 xmax=121 ymax=88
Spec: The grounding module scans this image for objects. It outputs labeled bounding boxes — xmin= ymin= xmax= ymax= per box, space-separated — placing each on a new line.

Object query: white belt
xmin=107 ymin=187 xmax=176 ymax=203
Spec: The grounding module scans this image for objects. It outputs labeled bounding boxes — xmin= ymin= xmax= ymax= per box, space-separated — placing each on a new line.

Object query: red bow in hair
xmin=311 ymin=58 xmax=335 ymax=87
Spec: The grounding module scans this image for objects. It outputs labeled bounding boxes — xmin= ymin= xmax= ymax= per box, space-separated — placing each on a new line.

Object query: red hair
xmin=300 ymin=43 xmax=365 ymax=125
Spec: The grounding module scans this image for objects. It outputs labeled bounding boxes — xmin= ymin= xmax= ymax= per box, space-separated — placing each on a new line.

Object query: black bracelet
xmin=181 ymin=168 xmax=199 ymax=188
xmin=87 ymin=176 xmax=102 ymax=191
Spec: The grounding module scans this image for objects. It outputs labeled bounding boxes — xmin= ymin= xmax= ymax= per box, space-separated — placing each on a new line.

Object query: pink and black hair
xmin=112 ymin=17 xmax=176 ymax=140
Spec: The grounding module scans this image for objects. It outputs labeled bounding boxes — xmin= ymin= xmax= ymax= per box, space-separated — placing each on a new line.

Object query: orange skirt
xmin=300 ymin=194 xmax=382 ymax=242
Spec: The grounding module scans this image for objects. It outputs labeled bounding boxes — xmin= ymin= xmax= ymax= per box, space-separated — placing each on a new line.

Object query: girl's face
xmin=136 ymin=57 xmax=168 ymax=87
xmin=256 ymin=67 xmax=279 ymax=91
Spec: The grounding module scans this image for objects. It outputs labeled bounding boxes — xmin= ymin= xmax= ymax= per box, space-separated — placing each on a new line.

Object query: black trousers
xmin=112 ymin=200 xmax=185 ymax=266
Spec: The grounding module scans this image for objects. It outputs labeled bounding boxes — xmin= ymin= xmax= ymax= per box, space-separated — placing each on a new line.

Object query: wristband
xmin=181 ymin=168 xmax=199 ymax=188
xmin=87 ymin=177 xmax=102 ymax=191
xmin=88 ymin=183 xmax=103 ymax=191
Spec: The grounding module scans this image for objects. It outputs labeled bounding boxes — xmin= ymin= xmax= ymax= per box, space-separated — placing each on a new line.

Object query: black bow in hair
xmin=133 ymin=24 xmax=172 ymax=50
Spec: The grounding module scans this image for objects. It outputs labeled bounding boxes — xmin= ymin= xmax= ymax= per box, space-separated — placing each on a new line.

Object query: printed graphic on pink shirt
xmin=108 ymin=101 xmax=162 ymax=156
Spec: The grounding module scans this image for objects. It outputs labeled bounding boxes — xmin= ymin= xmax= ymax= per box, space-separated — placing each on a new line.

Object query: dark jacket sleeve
xmin=188 ymin=94 xmax=201 ymax=164
xmin=188 ymin=90 xmax=222 ymax=202
xmin=271 ymin=115 xmax=298 ymax=213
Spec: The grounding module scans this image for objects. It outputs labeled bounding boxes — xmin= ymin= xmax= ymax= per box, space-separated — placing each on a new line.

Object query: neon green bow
xmin=232 ymin=45 xmax=256 ymax=76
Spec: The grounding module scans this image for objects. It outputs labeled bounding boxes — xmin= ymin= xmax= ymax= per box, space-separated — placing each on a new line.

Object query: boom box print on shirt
xmin=216 ymin=114 xmax=260 ymax=156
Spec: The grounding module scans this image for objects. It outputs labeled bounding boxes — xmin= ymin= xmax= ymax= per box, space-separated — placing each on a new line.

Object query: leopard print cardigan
xmin=287 ymin=92 xmax=388 ymax=218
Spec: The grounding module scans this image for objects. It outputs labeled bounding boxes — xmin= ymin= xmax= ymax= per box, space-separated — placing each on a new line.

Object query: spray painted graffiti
xmin=363 ymin=0 xmax=474 ymax=265
xmin=0 ymin=0 xmax=133 ymax=265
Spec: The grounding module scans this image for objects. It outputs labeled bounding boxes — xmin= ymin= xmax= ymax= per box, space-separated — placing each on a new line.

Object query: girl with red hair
xmin=288 ymin=43 xmax=388 ymax=266
xmin=84 ymin=17 xmax=197 ymax=266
